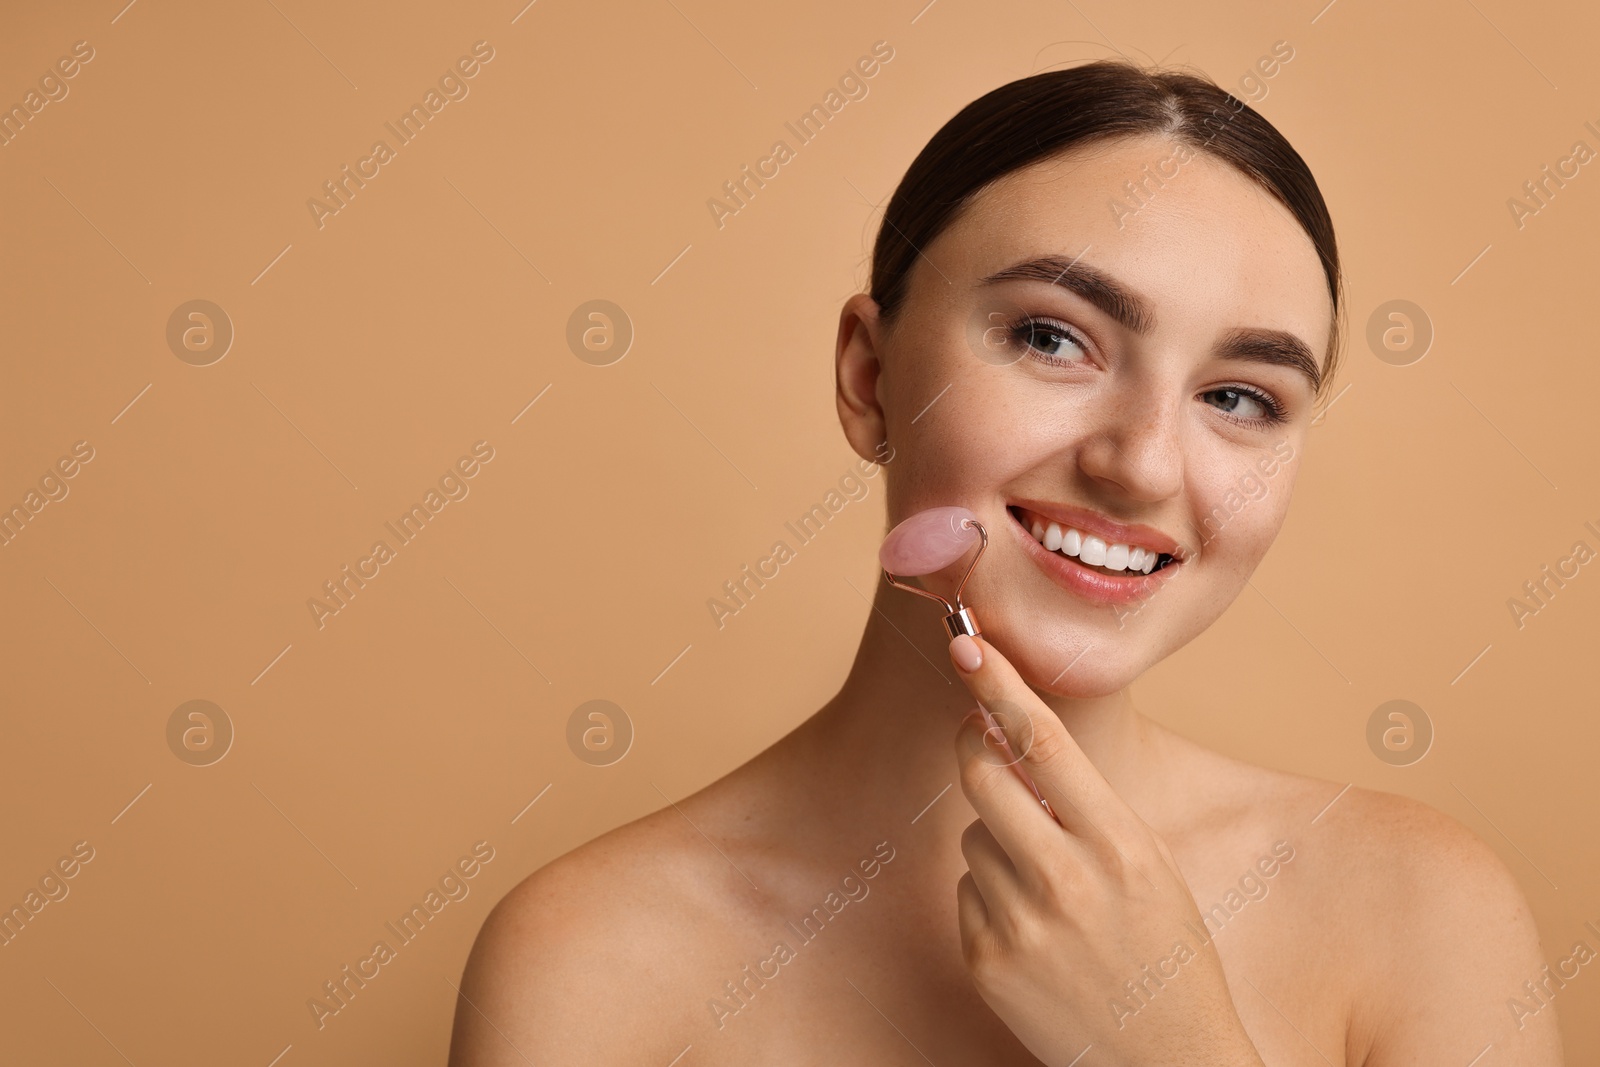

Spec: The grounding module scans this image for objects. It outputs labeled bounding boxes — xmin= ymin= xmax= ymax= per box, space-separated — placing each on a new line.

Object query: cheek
xmin=1194 ymin=467 xmax=1295 ymax=571
xmin=885 ymin=364 xmax=1047 ymax=510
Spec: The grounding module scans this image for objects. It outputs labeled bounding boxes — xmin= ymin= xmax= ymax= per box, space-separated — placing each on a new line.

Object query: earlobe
xmin=836 ymin=293 xmax=889 ymax=464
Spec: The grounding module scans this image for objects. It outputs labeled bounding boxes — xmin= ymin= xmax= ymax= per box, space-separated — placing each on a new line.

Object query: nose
xmin=1075 ymin=385 xmax=1185 ymax=502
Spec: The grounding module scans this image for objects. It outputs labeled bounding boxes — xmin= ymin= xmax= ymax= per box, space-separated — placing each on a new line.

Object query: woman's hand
xmin=947 ymin=633 xmax=1265 ymax=1067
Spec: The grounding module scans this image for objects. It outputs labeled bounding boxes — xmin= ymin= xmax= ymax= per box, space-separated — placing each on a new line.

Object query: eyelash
xmin=1205 ymin=383 xmax=1288 ymax=425
xmin=1003 ymin=315 xmax=1289 ymax=426
xmin=1005 ymin=315 xmax=1091 ymax=367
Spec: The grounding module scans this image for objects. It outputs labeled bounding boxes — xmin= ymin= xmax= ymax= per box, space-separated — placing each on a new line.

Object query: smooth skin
xmin=449 ymin=135 xmax=1564 ymax=1065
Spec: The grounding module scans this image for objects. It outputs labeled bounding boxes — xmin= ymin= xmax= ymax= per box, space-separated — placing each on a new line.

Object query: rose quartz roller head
xmin=879 ymin=506 xmax=988 ymax=639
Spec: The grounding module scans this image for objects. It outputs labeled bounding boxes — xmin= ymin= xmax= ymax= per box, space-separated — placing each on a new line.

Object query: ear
xmin=835 ymin=293 xmax=889 ymax=464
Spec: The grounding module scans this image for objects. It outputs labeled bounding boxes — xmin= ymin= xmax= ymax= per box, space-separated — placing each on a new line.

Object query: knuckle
xmin=1019 ymin=718 xmax=1070 ymax=772
xmin=1104 ymin=839 xmax=1160 ymax=891
xmin=1036 ymin=853 xmax=1080 ymax=896
xmin=962 ymin=927 xmax=998 ymax=975
xmin=1036 ymin=858 xmax=1092 ymax=917
xmin=994 ymin=899 xmax=1046 ymax=950
xmin=1124 ymin=823 xmax=1166 ymax=867
xmin=964 ymin=925 xmax=1022 ymax=987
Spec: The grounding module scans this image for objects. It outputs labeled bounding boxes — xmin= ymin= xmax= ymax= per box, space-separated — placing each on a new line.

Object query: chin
xmin=977 ymin=607 xmax=1162 ymax=699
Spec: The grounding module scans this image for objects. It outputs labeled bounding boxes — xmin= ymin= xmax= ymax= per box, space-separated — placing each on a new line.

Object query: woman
xmin=449 ymin=60 xmax=1564 ymax=1065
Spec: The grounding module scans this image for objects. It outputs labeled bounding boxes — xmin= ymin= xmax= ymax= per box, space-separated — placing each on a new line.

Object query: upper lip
xmin=1008 ymin=499 xmax=1186 ymax=560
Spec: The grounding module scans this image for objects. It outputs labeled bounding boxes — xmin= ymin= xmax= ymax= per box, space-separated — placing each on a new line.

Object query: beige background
xmin=1 ymin=0 xmax=1596 ymax=1062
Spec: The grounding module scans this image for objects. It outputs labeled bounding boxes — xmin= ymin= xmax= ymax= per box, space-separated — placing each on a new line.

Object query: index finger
xmin=954 ymin=707 xmax=1079 ymax=874
xmin=949 ymin=633 xmax=1144 ymax=845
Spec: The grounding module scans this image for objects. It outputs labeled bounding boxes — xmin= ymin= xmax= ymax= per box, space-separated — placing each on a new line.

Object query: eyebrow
xmin=978 ymin=255 xmax=1322 ymax=392
xmin=982 ymin=255 xmax=1157 ymax=335
xmin=1213 ymin=326 xmax=1322 ymax=393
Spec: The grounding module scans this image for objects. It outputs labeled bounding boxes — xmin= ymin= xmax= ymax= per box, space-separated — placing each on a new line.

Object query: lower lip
xmin=1006 ymin=509 xmax=1179 ymax=606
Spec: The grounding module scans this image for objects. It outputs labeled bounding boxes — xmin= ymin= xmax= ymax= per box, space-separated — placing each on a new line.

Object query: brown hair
xmin=869 ymin=59 xmax=1344 ymax=397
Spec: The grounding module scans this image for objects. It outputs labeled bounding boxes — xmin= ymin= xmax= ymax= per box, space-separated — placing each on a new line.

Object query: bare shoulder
xmin=446 ymin=800 xmax=758 ymax=1066
xmin=1307 ymin=783 xmax=1563 ymax=1065
xmin=1159 ymin=729 xmax=1544 ymax=911
xmin=1166 ymin=732 xmax=1564 ymax=1065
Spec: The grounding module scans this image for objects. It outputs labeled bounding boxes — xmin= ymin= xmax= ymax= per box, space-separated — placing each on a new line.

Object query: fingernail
xmin=950 ymin=634 xmax=983 ymax=672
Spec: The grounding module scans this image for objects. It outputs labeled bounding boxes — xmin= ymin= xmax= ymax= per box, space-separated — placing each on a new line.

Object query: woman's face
xmin=840 ymin=134 xmax=1334 ymax=696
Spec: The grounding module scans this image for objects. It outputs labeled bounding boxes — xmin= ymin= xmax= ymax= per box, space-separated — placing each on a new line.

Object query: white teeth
xmin=1020 ymin=509 xmax=1166 ymax=573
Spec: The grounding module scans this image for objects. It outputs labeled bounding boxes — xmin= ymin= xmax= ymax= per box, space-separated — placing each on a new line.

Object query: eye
xmin=1202 ymin=386 xmax=1286 ymax=423
xmin=1008 ymin=317 xmax=1089 ymax=366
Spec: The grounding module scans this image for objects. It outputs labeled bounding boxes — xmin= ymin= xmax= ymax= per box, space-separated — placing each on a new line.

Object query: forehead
xmin=926 ymin=135 xmax=1332 ymax=350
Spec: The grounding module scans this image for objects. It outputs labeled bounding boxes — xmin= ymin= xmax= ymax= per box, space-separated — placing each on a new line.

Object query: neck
xmin=801 ymin=579 xmax=1170 ymax=843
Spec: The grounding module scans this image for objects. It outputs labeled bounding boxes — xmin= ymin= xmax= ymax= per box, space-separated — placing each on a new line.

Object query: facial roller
xmin=881 ymin=506 xmax=1061 ymax=824
xmin=879 ymin=506 xmax=988 ymax=639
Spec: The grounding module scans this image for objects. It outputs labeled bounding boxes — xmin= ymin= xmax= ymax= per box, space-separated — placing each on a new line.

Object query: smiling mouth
xmin=1005 ymin=505 xmax=1180 ymax=578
